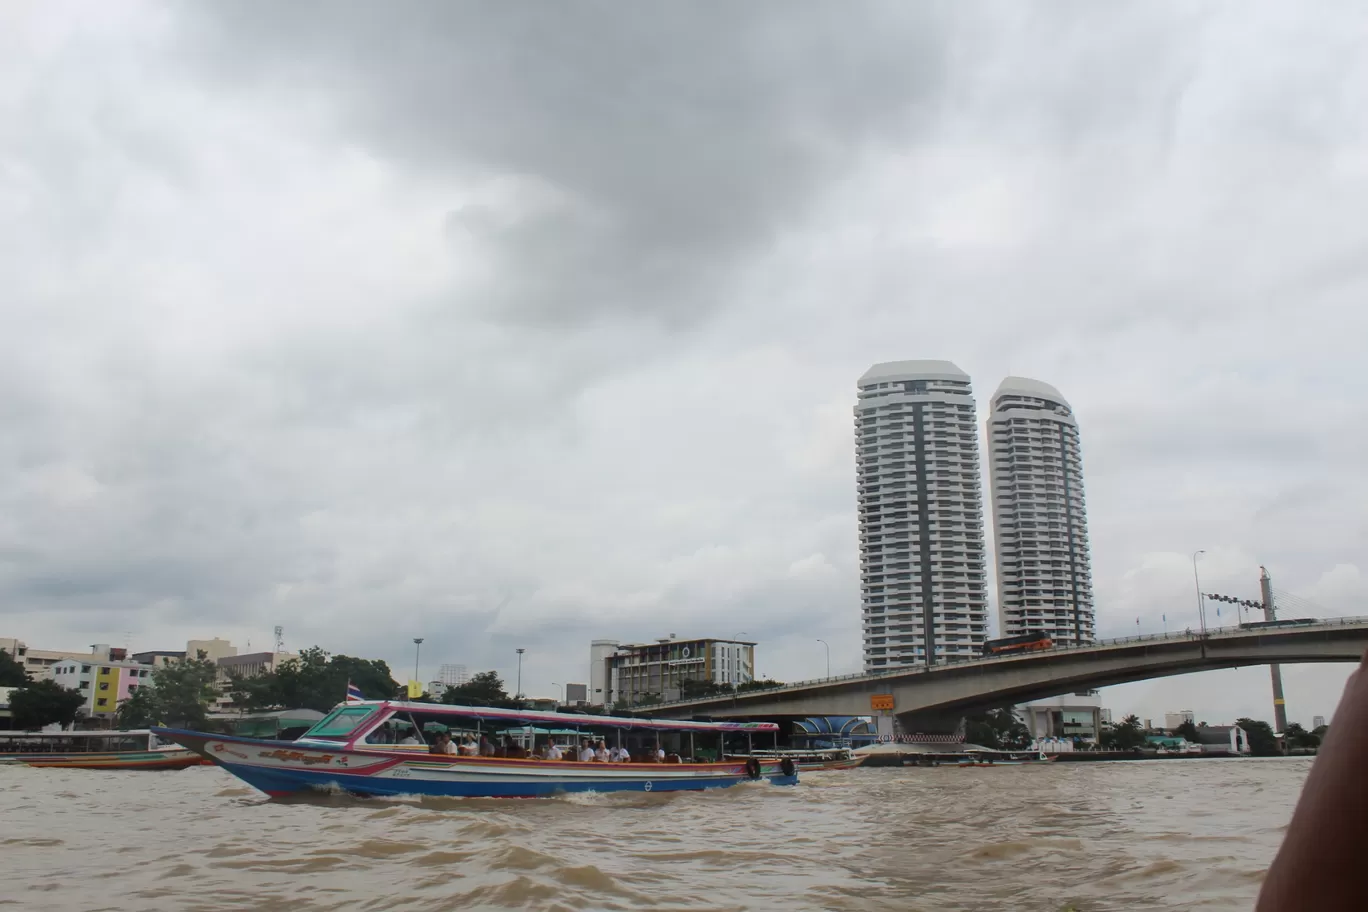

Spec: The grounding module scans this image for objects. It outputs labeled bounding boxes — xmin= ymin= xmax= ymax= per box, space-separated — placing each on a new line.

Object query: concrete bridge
xmin=642 ymin=618 xmax=1368 ymax=729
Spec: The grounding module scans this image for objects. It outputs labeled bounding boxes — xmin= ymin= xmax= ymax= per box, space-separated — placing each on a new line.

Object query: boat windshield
xmin=303 ymin=706 xmax=379 ymax=739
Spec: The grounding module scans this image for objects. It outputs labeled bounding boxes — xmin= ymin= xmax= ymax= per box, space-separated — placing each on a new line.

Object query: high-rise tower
xmin=856 ymin=361 xmax=989 ymax=671
xmin=987 ymin=377 xmax=1094 ymax=646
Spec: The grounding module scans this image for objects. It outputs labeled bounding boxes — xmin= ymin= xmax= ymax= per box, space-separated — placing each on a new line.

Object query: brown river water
xmin=0 ymin=758 xmax=1306 ymax=911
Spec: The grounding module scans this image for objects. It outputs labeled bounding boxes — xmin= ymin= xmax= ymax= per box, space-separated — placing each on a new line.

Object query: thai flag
xmin=346 ymin=682 xmax=365 ymax=703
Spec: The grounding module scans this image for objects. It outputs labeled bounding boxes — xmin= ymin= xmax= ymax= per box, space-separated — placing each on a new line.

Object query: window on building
xmin=82 ymin=665 xmax=91 ymax=673
xmin=79 ymin=681 xmax=89 ymax=689
xmin=96 ymin=698 xmax=108 ymax=708
xmin=98 ymin=681 xmax=109 ymax=691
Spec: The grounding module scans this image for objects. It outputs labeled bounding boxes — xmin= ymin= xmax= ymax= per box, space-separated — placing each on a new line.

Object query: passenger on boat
xmin=655 ymin=745 xmax=666 ymax=762
xmin=594 ymin=741 xmax=610 ymax=762
xmin=399 ymin=732 xmax=421 ymax=745
xmin=609 ymin=745 xmax=628 ymax=762
xmin=578 ymin=740 xmax=595 ymax=762
xmin=429 ymin=732 xmax=456 ymax=755
xmin=458 ymin=735 xmax=478 ymax=756
xmin=479 ymin=736 xmax=496 ymax=757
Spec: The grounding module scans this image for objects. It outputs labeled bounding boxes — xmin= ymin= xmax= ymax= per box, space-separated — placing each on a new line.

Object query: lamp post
xmin=515 ymin=648 xmax=526 ymax=700
xmin=412 ymin=637 xmax=424 ymax=682
xmin=816 ymin=639 xmax=830 ymax=678
xmin=732 ymin=631 xmax=748 ymax=641
xmin=1192 ymin=550 xmax=1207 ymax=635
xmin=551 ymin=681 xmax=563 ymax=705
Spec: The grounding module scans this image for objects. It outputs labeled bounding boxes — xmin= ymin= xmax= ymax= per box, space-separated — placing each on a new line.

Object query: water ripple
xmin=0 ymin=759 xmax=1309 ymax=910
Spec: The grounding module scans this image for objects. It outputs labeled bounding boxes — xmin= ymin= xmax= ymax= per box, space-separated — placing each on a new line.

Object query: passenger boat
xmin=0 ymin=730 xmax=206 ymax=770
xmin=154 ymin=701 xmax=800 ymax=799
xmin=728 ymin=747 xmax=867 ymax=771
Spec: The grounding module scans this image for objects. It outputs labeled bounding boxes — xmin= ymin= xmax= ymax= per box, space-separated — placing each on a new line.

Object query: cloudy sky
xmin=3 ymin=1 xmax=1366 ymax=725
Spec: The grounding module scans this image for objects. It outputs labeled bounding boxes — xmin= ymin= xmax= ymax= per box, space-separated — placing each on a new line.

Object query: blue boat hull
xmin=154 ymin=728 xmax=798 ymax=799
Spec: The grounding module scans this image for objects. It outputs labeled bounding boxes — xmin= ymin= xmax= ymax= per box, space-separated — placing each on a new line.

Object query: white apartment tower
xmin=856 ymin=361 xmax=989 ymax=671
xmin=988 ymin=377 xmax=1095 ymax=646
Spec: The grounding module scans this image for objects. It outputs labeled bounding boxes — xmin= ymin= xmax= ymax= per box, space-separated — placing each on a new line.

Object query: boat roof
xmin=353 ymin=700 xmax=779 ymax=733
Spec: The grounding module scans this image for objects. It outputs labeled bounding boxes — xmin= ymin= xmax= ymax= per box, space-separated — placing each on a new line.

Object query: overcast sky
xmin=3 ymin=1 xmax=1366 ymax=726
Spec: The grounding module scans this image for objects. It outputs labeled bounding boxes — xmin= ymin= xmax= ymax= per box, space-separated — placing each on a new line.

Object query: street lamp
xmin=551 ymin=681 xmax=564 ymax=706
xmin=1192 ymin=551 xmax=1207 ymax=635
xmin=816 ymin=639 xmax=830 ymax=678
xmin=515 ymin=648 xmax=526 ymax=700
xmin=732 ymin=631 xmax=748 ymax=641
xmin=412 ymin=638 xmax=424 ymax=683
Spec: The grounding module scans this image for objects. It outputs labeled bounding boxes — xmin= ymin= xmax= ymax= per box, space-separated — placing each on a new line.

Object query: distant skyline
xmin=2 ymin=2 xmax=1366 ymax=728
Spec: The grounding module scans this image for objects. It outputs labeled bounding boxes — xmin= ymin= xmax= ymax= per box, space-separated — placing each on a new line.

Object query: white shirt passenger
xmin=656 ymin=747 xmax=666 ymax=761
xmin=546 ymin=744 xmax=563 ymax=760
xmin=594 ymin=747 xmax=610 ymax=762
xmin=578 ymin=746 xmax=595 ymax=762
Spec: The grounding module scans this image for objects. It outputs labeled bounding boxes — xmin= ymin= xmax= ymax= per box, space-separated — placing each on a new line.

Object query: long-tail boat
xmin=155 ymin=700 xmax=799 ymax=798
xmin=0 ymin=730 xmax=206 ymax=770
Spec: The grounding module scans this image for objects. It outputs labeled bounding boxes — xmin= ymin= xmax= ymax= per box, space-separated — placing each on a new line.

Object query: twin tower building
xmin=857 ymin=360 xmax=1094 ymax=672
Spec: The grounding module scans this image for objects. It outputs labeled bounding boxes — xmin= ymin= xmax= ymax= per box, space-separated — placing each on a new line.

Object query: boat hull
xmin=5 ymin=749 xmax=207 ymax=771
xmin=155 ymin=729 xmax=798 ymax=798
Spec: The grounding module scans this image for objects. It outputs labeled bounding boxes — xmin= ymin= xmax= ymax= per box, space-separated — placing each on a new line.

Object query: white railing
xmin=650 ymin=615 xmax=1368 ymax=708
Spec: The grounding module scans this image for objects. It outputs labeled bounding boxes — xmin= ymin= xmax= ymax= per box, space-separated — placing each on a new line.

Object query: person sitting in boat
xmin=609 ymin=745 xmax=628 ymax=762
xmin=655 ymin=745 xmax=666 ymax=762
xmin=478 ymin=735 xmax=496 ymax=757
xmin=399 ymin=730 xmax=421 ymax=745
xmin=594 ymin=740 xmax=610 ymax=762
xmin=458 ymin=735 xmax=478 ymax=756
xmin=543 ymin=741 xmax=564 ymax=760
xmin=429 ymin=732 xmax=456 ymax=755
xmin=578 ymin=740 xmax=595 ymax=762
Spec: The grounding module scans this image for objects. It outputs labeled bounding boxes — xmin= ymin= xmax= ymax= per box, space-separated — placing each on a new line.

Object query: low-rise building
xmin=186 ymin=638 xmax=237 ymax=664
xmin=0 ymin=637 xmax=84 ymax=681
xmin=132 ymin=650 xmax=186 ymax=668
xmin=591 ymin=635 xmax=755 ymax=707
xmin=50 ymin=649 xmax=154 ymax=720
xmin=1164 ymin=710 xmax=1194 ymax=730
xmin=565 ymin=683 xmax=588 ymax=705
xmin=1313 ymin=715 xmax=1327 ymax=729
xmin=1195 ymin=724 xmax=1250 ymax=755
xmin=1017 ymin=691 xmax=1102 ymax=742
xmin=213 ymin=652 xmax=297 ymax=710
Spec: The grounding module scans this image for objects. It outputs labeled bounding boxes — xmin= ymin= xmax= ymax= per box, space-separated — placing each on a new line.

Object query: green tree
xmin=9 ymin=679 xmax=85 ymax=730
xmin=152 ymin=653 xmax=220 ymax=728
xmin=1282 ymin=722 xmax=1319 ymax=751
xmin=965 ymin=707 xmax=1031 ymax=750
xmin=1174 ymin=720 xmax=1201 ymax=743
xmin=1101 ymin=715 xmax=1146 ymax=750
xmin=1235 ymin=718 xmax=1279 ymax=756
xmin=0 ymin=648 xmax=29 ymax=687
xmin=227 ymin=647 xmax=401 ymax=713
xmin=116 ymin=685 xmax=162 ymax=729
xmin=680 ymin=679 xmax=733 ymax=700
xmin=441 ymin=670 xmax=512 ymax=706
xmin=737 ymin=678 xmax=784 ymax=692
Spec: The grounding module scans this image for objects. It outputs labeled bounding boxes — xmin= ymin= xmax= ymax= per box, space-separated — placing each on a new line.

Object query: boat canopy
xmin=320 ymin=700 xmax=778 ymax=736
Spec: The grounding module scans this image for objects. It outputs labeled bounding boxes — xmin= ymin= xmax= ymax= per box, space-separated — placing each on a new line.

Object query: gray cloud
xmin=1 ymin=2 xmax=1366 ymax=726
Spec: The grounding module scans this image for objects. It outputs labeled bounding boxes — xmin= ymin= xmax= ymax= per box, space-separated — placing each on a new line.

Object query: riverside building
xmin=590 ymin=635 xmax=755 ymax=707
xmin=987 ymin=377 xmax=1095 ymax=646
xmin=856 ymin=360 xmax=989 ymax=671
